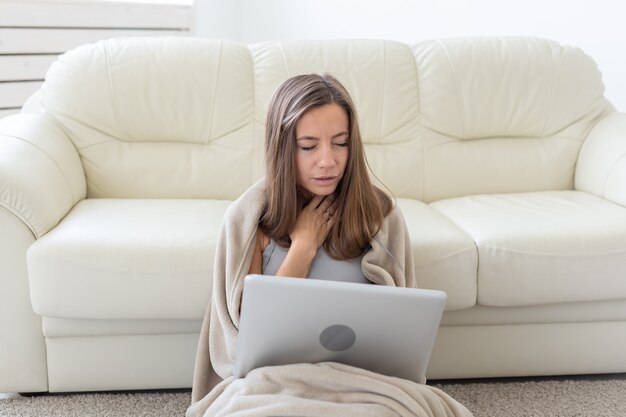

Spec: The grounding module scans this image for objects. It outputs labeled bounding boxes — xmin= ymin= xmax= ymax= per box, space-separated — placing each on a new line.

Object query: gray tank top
xmin=262 ymin=239 xmax=371 ymax=284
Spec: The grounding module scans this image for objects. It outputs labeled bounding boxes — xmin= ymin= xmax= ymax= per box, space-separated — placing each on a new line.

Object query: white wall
xmin=192 ymin=0 xmax=239 ymax=40
xmin=195 ymin=0 xmax=626 ymax=111
xmin=0 ymin=0 xmax=192 ymax=117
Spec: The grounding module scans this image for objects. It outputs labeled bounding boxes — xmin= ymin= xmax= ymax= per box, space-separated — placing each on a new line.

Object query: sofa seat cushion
xmin=431 ymin=191 xmax=626 ymax=307
xmin=397 ymin=198 xmax=478 ymax=310
xmin=27 ymin=199 xmax=231 ymax=320
xmin=42 ymin=317 xmax=202 ymax=338
xmin=441 ymin=300 xmax=626 ymax=326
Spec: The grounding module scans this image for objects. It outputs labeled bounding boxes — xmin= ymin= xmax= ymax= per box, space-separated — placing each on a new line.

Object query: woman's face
xmin=294 ymin=103 xmax=349 ymax=197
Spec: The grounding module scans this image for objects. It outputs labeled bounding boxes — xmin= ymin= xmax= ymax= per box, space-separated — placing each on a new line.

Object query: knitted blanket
xmin=187 ymin=180 xmax=473 ymax=417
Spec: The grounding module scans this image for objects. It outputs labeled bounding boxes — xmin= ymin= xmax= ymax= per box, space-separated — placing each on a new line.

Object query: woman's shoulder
xmin=225 ymin=180 xmax=267 ymax=217
xmin=220 ymin=180 xmax=268 ymax=238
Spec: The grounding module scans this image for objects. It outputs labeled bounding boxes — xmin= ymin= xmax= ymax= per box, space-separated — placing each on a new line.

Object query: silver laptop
xmin=233 ymin=274 xmax=447 ymax=384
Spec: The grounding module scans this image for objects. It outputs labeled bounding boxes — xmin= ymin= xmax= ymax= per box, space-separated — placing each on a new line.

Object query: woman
xmin=187 ymin=74 xmax=470 ymax=417
xmin=249 ymin=73 xmax=405 ymax=285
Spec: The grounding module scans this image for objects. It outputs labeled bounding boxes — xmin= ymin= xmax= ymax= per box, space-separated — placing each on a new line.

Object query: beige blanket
xmin=187 ymin=180 xmax=473 ymax=417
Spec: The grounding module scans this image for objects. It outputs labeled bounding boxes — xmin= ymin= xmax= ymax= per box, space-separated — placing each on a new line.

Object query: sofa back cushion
xmin=251 ymin=38 xmax=611 ymax=202
xmin=42 ymin=37 xmax=612 ymax=201
xmin=251 ymin=40 xmax=424 ymax=199
xmin=43 ymin=37 xmax=255 ymax=199
xmin=412 ymin=37 xmax=611 ymax=201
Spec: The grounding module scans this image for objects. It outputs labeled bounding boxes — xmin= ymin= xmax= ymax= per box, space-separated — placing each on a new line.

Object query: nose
xmin=318 ymin=143 xmax=337 ymax=168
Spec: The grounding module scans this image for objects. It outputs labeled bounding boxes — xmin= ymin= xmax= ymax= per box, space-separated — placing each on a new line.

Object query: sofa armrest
xmin=0 ymin=113 xmax=86 ymax=238
xmin=575 ymin=112 xmax=626 ymax=207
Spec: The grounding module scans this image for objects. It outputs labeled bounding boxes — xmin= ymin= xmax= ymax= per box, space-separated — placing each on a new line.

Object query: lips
xmin=312 ymin=176 xmax=337 ymax=185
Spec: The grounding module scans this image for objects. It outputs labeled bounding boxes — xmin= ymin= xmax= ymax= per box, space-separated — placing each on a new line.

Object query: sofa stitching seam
xmin=277 ymin=42 xmax=291 ymax=76
xmin=208 ymin=41 xmax=223 ymax=143
xmin=103 ymin=40 xmax=124 ymax=143
xmin=413 ymin=246 xmax=477 ymax=268
xmin=480 ymin=243 xmax=626 ymax=257
xmin=603 ymin=152 xmax=626 ymax=197
xmin=542 ymin=41 xmax=555 ymax=138
xmin=377 ymin=40 xmax=385 ymax=145
xmin=2 ymin=133 xmax=76 ymax=236
xmin=0 ymin=203 xmax=38 ymax=238
xmin=250 ymin=44 xmax=257 ymax=186
xmin=437 ymin=39 xmax=466 ymax=139
xmin=412 ymin=44 xmax=426 ymax=202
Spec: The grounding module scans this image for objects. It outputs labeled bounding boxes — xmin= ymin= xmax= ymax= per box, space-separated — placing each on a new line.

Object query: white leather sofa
xmin=2 ymin=36 xmax=626 ymax=393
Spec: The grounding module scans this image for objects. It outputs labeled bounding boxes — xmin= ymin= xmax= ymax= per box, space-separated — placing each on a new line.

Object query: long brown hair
xmin=260 ymin=73 xmax=392 ymax=259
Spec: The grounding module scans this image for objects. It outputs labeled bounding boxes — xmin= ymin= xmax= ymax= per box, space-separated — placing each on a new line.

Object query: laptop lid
xmin=233 ymin=274 xmax=447 ymax=384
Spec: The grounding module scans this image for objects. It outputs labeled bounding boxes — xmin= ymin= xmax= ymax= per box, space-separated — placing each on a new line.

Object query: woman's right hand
xmin=289 ymin=195 xmax=337 ymax=255
xmin=273 ymin=195 xmax=337 ymax=279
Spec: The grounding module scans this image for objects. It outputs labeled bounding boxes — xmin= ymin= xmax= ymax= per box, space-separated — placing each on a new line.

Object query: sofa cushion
xmin=411 ymin=37 xmax=611 ymax=202
xmin=397 ymin=198 xmax=477 ymax=310
xmin=412 ymin=37 xmax=607 ymax=140
xmin=251 ymin=40 xmax=424 ymax=201
xmin=43 ymin=38 xmax=255 ymax=200
xmin=42 ymin=317 xmax=202 ymax=338
xmin=27 ymin=199 xmax=230 ymax=320
xmin=431 ymin=191 xmax=626 ymax=307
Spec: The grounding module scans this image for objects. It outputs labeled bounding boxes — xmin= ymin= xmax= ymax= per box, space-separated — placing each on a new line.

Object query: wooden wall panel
xmin=0 ymin=0 xmax=192 ymax=116
xmin=0 ymin=28 xmax=188 ymax=54
xmin=0 ymin=1 xmax=191 ymax=29
xmin=0 ymin=81 xmax=43 ymax=108
xmin=0 ymin=55 xmax=59 ymax=81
